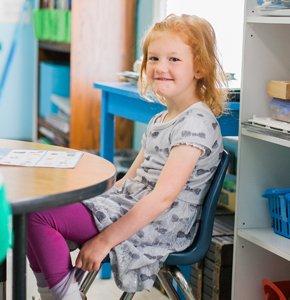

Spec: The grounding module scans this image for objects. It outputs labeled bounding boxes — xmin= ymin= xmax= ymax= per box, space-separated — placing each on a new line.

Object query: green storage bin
xmin=33 ymin=9 xmax=71 ymax=43
xmin=0 ymin=175 xmax=12 ymax=263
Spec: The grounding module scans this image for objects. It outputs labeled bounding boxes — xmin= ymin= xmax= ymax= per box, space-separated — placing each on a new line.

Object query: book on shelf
xmin=45 ymin=114 xmax=70 ymax=134
xmin=42 ymin=0 xmax=71 ymax=9
xmin=50 ymin=94 xmax=71 ymax=116
xmin=255 ymin=4 xmax=290 ymax=16
xmin=38 ymin=117 xmax=69 ymax=146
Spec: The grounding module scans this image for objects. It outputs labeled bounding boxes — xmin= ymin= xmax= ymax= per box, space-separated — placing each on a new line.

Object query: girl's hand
xmin=114 ymin=178 xmax=125 ymax=189
xmin=75 ymin=236 xmax=111 ymax=272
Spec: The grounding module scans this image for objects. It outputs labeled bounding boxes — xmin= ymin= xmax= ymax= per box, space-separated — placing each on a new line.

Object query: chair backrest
xmin=165 ymin=150 xmax=229 ymax=266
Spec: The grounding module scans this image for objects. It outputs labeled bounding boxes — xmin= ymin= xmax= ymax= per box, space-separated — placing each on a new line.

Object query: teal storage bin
xmin=0 ymin=174 xmax=12 ymax=263
xmin=40 ymin=61 xmax=70 ymax=118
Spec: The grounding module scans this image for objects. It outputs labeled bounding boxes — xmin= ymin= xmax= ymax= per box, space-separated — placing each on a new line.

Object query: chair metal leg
xmin=119 ymin=292 xmax=135 ymax=300
xmin=167 ymin=266 xmax=195 ymax=300
xmin=157 ymin=267 xmax=179 ymax=300
xmin=79 ymin=271 xmax=99 ymax=295
xmin=158 ymin=266 xmax=195 ymax=300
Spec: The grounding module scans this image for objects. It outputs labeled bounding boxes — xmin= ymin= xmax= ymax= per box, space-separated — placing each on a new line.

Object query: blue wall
xmin=0 ymin=2 xmax=36 ymax=140
xmin=135 ymin=0 xmax=154 ymax=59
xmin=133 ymin=0 xmax=155 ymax=150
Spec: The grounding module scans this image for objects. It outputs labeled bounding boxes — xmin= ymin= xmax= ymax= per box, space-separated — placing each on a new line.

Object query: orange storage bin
xmin=263 ymin=278 xmax=290 ymax=300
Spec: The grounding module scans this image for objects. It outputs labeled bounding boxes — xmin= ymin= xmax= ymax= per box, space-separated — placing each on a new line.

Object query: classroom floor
xmin=4 ymin=251 xmax=167 ymax=300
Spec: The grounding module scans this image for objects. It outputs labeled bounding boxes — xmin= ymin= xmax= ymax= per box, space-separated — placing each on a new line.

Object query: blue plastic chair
xmin=80 ymin=150 xmax=229 ymax=299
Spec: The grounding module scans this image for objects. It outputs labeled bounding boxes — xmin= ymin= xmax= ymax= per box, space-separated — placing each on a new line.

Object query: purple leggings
xmin=27 ymin=203 xmax=99 ymax=288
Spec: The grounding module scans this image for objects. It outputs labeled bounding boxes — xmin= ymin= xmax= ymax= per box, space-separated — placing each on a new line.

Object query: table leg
xmin=0 ymin=259 xmax=6 ymax=300
xmin=100 ymin=93 xmax=114 ymax=280
xmin=100 ymin=91 xmax=115 ymax=162
xmin=12 ymin=214 xmax=26 ymax=300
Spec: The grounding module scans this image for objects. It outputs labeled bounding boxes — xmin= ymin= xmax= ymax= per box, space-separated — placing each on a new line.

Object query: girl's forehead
xmin=149 ymin=31 xmax=183 ymax=42
xmin=147 ymin=31 xmax=191 ymax=53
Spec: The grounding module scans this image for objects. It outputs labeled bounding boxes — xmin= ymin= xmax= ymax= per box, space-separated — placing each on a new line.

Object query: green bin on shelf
xmin=33 ymin=9 xmax=71 ymax=43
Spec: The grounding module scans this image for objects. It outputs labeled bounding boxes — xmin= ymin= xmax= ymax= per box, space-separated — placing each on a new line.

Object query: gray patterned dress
xmin=83 ymin=101 xmax=223 ymax=292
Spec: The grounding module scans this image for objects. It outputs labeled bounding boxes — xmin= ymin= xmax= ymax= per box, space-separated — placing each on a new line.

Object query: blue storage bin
xmin=218 ymin=102 xmax=239 ymax=136
xmin=263 ymin=188 xmax=290 ymax=238
xmin=40 ymin=61 xmax=70 ymax=118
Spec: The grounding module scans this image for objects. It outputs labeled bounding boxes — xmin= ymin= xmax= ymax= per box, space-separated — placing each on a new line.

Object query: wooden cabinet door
xmin=70 ymin=0 xmax=136 ymax=150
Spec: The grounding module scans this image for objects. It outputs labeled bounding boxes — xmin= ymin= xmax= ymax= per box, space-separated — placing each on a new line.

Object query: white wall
xmin=166 ymin=0 xmax=244 ymax=86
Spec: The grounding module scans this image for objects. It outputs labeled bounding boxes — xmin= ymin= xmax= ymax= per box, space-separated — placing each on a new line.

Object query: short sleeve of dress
xmin=170 ymin=111 xmax=217 ymax=158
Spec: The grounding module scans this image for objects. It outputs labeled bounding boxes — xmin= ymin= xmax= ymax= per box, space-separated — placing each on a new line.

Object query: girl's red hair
xmin=139 ymin=14 xmax=228 ymax=116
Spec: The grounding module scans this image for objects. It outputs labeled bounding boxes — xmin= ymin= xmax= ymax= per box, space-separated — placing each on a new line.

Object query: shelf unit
xmin=37 ymin=43 xmax=71 ymax=146
xmin=36 ymin=1 xmax=71 ymax=147
xmin=36 ymin=1 xmax=136 ymax=150
xmin=232 ymin=0 xmax=290 ymax=298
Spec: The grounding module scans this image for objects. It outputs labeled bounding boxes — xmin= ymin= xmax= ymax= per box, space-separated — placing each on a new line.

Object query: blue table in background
xmin=95 ymin=81 xmax=239 ymax=162
xmin=94 ymin=81 xmax=240 ymax=281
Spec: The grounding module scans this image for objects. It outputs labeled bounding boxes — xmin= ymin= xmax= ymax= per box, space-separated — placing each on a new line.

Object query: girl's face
xmin=146 ymin=31 xmax=198 ymax=103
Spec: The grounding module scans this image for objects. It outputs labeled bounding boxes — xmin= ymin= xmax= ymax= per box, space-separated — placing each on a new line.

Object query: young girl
xmin=27 ymin=14 xmax=227 ymax=299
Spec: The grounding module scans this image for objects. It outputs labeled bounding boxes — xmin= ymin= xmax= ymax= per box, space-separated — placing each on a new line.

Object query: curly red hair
xmin=139 ymin=14 xmax=228 ymax=116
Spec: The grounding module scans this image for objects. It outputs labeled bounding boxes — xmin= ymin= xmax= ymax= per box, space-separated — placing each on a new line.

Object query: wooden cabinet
xmin=70 ymin=0 xmax=136 ymax=149
xmin=232 ymin=1 xmax=290 ymax=299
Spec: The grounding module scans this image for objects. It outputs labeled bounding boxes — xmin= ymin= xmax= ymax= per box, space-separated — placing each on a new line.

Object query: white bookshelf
xmin=232 ymin=0 xmax=290 ymax=299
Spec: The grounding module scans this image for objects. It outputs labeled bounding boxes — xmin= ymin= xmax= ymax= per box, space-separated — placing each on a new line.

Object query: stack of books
xmin=38 ymin=94 xmax=70 ymax=146
xmin=255 ymin=1 xmax=290 ymax=16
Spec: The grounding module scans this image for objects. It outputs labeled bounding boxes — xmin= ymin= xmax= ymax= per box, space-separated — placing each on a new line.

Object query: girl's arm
xmin=114 ymin=148 xmax=145 ymax=189
xmin=76 ymin=145 xmax=202 ymax=271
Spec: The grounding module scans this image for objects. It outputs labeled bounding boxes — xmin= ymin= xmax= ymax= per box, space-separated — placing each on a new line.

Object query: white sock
xmin=37 ymin=286 xmax=54 ymax=300
xmin=50 ymin=268 xmax=82 ymax=300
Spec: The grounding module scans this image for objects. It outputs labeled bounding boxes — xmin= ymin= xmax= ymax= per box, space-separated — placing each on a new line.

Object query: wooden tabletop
xmin=0 ymin=140 xmax=116 ymax=214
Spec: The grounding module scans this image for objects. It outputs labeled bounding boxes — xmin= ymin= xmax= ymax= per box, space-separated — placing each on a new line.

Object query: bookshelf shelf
xmin=241 ymin=126 xmax=290 ymax=148
xmin=238 ymin=228 xmax=290 ymax=261
xmin=247 ymin=16 xmax=290 ymax=24
xmin=39 ymin=41 xmax=70 ymax=53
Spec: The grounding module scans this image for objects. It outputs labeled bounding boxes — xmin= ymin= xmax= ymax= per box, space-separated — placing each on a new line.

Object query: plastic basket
xmin=263 ymin=188 xmax=290 ymax=238
xmin=262 ymin=278 xmax=290 ymax=300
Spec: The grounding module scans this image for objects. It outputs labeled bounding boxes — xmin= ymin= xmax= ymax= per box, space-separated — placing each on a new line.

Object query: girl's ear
xmin=194 ymin=70 xmax=203 ymax=79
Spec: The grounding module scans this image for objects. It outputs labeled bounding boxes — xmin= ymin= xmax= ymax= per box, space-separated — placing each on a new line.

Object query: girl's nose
xmin=155 ymin=60 xmax=168 ymax=73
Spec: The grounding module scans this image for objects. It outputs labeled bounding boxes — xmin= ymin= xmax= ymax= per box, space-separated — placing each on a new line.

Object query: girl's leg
xmin=27 ymin=203 xmax=98 ymax=288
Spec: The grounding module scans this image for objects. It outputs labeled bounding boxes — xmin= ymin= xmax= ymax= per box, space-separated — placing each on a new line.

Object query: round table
xmin=0 ymin=139 xmax=116 ymax=300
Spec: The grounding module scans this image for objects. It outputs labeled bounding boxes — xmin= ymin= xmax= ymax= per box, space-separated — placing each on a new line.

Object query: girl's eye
xmin=169 ymin=57 xmax=180 ymax=62
xmin=148 ymin=56 xmax=158 ymax=61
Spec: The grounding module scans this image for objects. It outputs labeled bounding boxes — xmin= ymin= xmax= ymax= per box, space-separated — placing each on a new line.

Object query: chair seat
xmin=165 ymin=244 xmax=203 ymax=266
